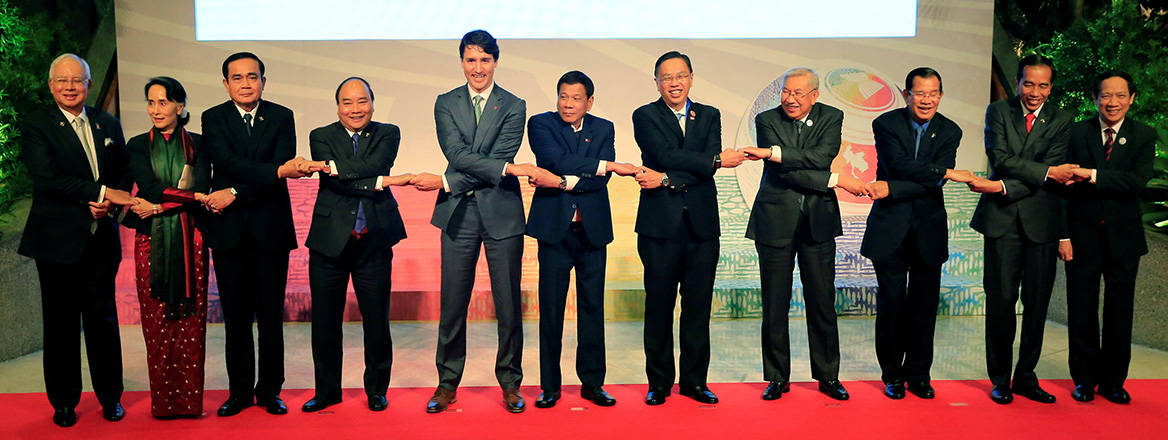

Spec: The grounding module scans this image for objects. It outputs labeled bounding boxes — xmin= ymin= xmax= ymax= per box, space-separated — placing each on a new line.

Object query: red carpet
xmin=3 ymin=380 xmax=1166 ymax=439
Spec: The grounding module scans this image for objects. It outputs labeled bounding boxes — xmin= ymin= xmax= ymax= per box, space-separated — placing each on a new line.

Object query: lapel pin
xmin=59 ymin=121 xmax=65 ymax=127
xmin=931 ymin=133 xmax=936 ymax=138
xmin=805 ymin=119 xmax=814 ymax=127
xmin=1040 ymin=118 xmax=1045 ymax=124
xmin=689 ymin=110 xmax=696 ymax=120
xmin=585 ymin=138 xmax=591 ymax=143
xmin=95 ymin=123 xmax=100 ymax=130
xmin=493 ymin=106 xmax=498 ymax=110
xmin=365 ymin=132 xmax=370 ymax=137
xmin=258 ymin=116 xmax=264 ymax=121
xmin=1119 ymin=137 xmax=1127 ymax=145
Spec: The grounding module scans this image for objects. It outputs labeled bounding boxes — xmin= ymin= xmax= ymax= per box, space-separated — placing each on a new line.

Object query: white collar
xmin=59 ymin=106 xmax=87 ymax=124
xmin=467 ymin=82 xmax=494 ymax=104
xmin=572 ymin=117 xmax=585 ymax=133
xmin=1099 ymin=115 xmax=1125 ymax=133
xmin=235 ymin=101 xmax=260 ymax=121
xmin=1021 ymin=98 xmax=1044 ymax=118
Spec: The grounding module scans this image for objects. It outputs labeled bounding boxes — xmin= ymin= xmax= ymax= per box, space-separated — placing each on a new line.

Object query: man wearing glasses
xmin=739 ymin=67 xmax=868 ymax=401
xmin=632 ymin=51 xmax=742 ymax=405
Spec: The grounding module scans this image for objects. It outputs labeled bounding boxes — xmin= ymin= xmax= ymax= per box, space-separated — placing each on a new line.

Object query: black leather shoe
xmin=907 ymin=381 xmax=935 ymax=399
xmin=818 ymin=380 xmax=850 ymax=400
xmin=990 ymin=386 xmax=1013 ymax=404
xmin=301 ymin=395 xmax=342 ymax=412
xmin=1071 ymin=385 xmax=1095 ymax=402
xmin=102 ymin=403 xmax=125 ymax=421
xmin=645 ymin=387 xmax=670 ymax=405
xmin=368 ymin=394 xmax=388 ymax=411
xmin=762 ymin=380 xmax=790 ymax=400
xmin=1013 ymin=384 xmax=1056 ymax=403
xmin=1098 ymin=385 xmax=1131 ymax=404
xmin=217 ymin=396 xmax=253 ymax=417
xmin=52 ymin=407 xmax=77 ymax=427
xmin=580 ymin=387 xmax=616 ymax=406
xmin=257 ymin=395 xmax=289 ymax=414
xmin=534 ymin=390 xmax=561 ymax=408
xmin=883 ymin=382 xmax=906 ymax=400
xmin=679 ymin=385 xmax=719 ymax=404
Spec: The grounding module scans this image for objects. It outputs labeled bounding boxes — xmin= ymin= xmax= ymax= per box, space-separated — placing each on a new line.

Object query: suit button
xmin=571 ymin=204 xmax=576 ymax=209
xmin=350 ymin=210 xmax=356 ymax=215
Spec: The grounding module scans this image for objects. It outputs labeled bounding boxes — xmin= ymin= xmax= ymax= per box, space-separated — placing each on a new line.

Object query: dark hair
xmin=143 ymin=76 xmax=190 ymax=127
xmin=459 ymin=30 xmax=499 ymax=60
xmin=556 ymin=71 xmax=594 ymax=98
xmin=1092 ymin=69 xmax=1136 ymax=97
xmin=1016 ymin=54 xmax=1056 ymax=83
xmin=654 ymin=51 xmax=692 ymax=77
xmin=335 ymin=76 xmax=374 ymax=104
xmin=221 ymin=52 xmax=265 ymax=80
xmin=905 ymin=67 xmax=943 ymax=93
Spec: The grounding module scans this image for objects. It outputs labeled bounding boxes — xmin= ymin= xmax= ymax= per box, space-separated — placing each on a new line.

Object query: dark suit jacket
xmin=631 ymin=98 xmax=722 ymax=241
xmin=123 ymin=130 xmax=212 ymax=234
xmin=305 ymin=121 xmax=407 ymax=258
xmin=19 ymin=105 xmax=129 ymax=264
xmin=860 ymin=108 xmax=962 ymax=265
xmin=970 ymin=98 xmax=1072 ymax=242
xmin=430 ymin=84 xmax=527 ymax=240
xmin=525 ymin=111 xmax=615 ymax=247
xmin=200 ymin=100 xmax=297 ymax=252
xmin=746 ymin=102 xmax=844 ymax=247
xmin=1064 ymin=116 xmax=1156 ymax=258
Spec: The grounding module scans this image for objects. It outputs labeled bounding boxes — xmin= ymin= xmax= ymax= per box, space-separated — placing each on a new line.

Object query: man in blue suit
xmin=525 ymin=71 xmax=640 ymax=409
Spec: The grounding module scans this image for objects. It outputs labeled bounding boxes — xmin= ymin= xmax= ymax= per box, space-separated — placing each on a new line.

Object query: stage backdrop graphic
xmin=112 ymin=0 xmax=994 ymax=324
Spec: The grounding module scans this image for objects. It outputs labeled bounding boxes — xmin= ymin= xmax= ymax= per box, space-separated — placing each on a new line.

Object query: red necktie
xmin=1105 ymin=127 xmax=1116 ymax=161
xmin=1025 ymin=113 xmax=1036 ymax=133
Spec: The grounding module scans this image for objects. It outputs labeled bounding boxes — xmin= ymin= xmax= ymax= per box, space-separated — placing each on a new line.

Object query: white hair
xmin=780 ymin=67 xmax=819 ymax=90
xmin=48 ymin=53 xmax=91 ymax=82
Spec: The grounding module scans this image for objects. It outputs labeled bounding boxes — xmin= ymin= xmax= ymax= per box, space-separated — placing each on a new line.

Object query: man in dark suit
xmin=20 ymin=53 xmax=134 ymax=427
xmin=968 ymin=54 xmax=1076 ymax=404
xmin=861 ymin=67 xmax=973 ymax=400
xmin=739 ymin=67 xmax=868 ymax=401
xmin=1061 ymin=70 xmax=1155 ymax=404
xmin=426 ymin=30 xmax=546 ymax=414
xmin=201 ymin=52 xmax=325 ymax=417
xmin=632 ymin=51 xmax=742 ymax=405
xmin=525 ymin=71 xmax=640 ymax=409
xmin=302 ymin=77 xmax=418 ymax=413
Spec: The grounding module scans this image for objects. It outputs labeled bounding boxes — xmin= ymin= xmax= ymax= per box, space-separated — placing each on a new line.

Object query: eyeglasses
xmin=1098 ymin=93 xmax=1129 ymax=101
xmin=658 ymin=73 xmax=691 ymax=84
xmin=780 ymin=88 xmax=816 ymax=99
xmin=51 ymin=77 xmax=87 ymax=87
xmin=908 ymin=90 xmax=941 ymax=99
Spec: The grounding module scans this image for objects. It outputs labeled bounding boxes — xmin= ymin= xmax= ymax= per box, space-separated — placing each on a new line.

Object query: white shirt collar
xmin=1021 ymin=98 xmax=1044 ymax=118
xmin=345 ymin=127 xmax=362 ymax=138
xmin=468 ymin=82 xmax=494 ymax=105
xmin=59 ymin=106 xmax=87 ymax=124
xmin=1099 ymin=115 xmax=1124 ymax=133
xmin=235 ymin=101 xmax=259 ymax=124
xmin=572 ymin=117 xmax=585 ymax=133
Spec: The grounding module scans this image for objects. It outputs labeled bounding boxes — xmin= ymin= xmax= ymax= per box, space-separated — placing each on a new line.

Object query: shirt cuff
xmin=96 ymin=185 xmax=106 ymax=204
xmin=328 ymin=160 xmax=339 ymax=176
xmin=1091 ymin=169 xmax=1098 ymax=184
xmin=441 ymin=175 xmax=451 ymax=193
xmin=500 ymin=164 xmax=508 ymax=177
xmin=595 ymin=160 xmax=607 ymax=176
xmin=564 ymin=175 xmax=579 ymax=191
xmin=374 ymin=176 xmax=384 ymax=191
xmin=1000 ymin=181 xmax=1007 ymax=194
xmin=768 ymin=145 xmax=783 ymax=163
xmin=827 ymin=172 xmax=839 ymax=189
xmin=1060 ymin=238 xmax=1071 ymax=242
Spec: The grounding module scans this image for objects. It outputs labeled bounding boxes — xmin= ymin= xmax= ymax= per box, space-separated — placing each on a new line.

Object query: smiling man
xmin=861 ymin=67 xmax=971 ymax=400
xmin=1061 ymin=70 xmax=1155 ymax=404
xmin=969 ymin=54 xmax=1075 ymax=405
xmin=302 ymin=77 xmax=414 ymax=413
xmin=428 ymin=30 xmax=543 ymax=414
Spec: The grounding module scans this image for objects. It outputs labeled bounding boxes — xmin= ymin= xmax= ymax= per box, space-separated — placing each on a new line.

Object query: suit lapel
xmin=1106 ymin=121 xmax=1134 ymax=168
xmin=251 ymin=101 xmax=273 ymax=145
xmin=654 ymin=99 xmax=684 ymax=142
xmin=86 ymin=110 xmax=109 ymax=176
xmin=473 ymin=88 xmax=504 ymax=151
xmin=1011 ymin=100 xmax=1030 ymax=150
xmin=558 ymin=119 xmax=579 ymax=154
xmin=223 ymin=102 xmax=252 ymax=155
xmin=357 ymin=122 xmax=376 ymax=157
xmin=1085 ymin=120 xmax=1106 ymax=168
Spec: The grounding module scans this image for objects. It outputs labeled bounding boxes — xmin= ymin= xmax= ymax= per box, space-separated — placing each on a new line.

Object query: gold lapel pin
xmin=59 ymin=121 xmax=65 ymax=127
xmin=1119 ymin=137 xmax=1127 ymax=145
xmin=1040 ymin=118 xmax=1045 ymax=124
xmin=258 ymin=116 xmax=264 ymax=121
xmin=364 ymin=132 xmax=370 ymax=137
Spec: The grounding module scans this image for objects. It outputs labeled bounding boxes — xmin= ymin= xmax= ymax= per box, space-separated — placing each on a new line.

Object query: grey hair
xmin=48 ymin=53 xmax=91 ymax=82
xmin=780 ymin=67 xmax=819 ymax=90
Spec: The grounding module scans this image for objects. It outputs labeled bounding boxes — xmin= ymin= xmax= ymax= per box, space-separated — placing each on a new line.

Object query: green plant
xmin=1031 ymin=1 xmax=1168 ymax=233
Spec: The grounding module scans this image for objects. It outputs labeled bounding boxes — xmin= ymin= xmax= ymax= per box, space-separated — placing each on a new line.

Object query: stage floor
xmin=2 ymin=317 xmax=1167 ymax=394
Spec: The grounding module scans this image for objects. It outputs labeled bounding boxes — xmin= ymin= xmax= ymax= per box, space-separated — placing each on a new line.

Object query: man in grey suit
xmin=424 ymin=29 xmax=547 ymax=414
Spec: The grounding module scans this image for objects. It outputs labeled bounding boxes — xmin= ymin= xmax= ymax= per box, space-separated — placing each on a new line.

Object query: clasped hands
xmin=278 ymin=157 xmax=330 ymax=179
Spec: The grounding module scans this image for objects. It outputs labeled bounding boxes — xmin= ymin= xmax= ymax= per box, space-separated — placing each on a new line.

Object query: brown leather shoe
xmin=426 ymin=387 xmax=457 ymax=413
xmin=503 ymin=388 xmax=526 ymax=413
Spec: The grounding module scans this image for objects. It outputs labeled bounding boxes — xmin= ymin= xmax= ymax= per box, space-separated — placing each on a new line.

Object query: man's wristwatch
xmin=660 ymin=174 xmax=671 ymax=188
xmin=229 ymin=187 xmax=238 ymax=196
xmin=558 ymin=176 xmax=568 ymax=190
xmin=713 ymin=154 xmax=722 ymax=168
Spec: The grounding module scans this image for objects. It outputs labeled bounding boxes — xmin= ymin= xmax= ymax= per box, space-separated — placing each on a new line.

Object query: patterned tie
xmin=913 ymin=125 xmax=925 ymax=159
xmin=1025 ymin=112 xmax=1036 ymax=133
xmin=472 ymin=95 xmax=484 ymax=123
xmin=74 ymin=116 xmax=99 ymax=180
xmin=1105 ymin=127 xmax=1116 ymax=161
xmin=352 ymin=132 xmax=367 ymax=233
xmin=676 ymin=112 xmax=685 ymax=134
xmin=243 ymin=113 xmax=253 ymax=136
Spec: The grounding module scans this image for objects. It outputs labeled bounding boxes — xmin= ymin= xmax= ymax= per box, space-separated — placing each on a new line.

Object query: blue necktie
xmin=352 ymin=133 xmax=367 ymax=233
xmin=913 ymin=125 xmax=925 ymax=159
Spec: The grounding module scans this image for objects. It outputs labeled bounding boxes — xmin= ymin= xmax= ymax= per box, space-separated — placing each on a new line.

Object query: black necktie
xmin=243 ymin=113 xmax=252 ymax=136
xmin=352 ymin=133 xmax=367 ymax=233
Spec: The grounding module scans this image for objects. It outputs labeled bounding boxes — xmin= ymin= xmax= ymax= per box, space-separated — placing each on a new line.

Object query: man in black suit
xmin=633 ymin=51 xmax=742 ymax=405
xmin=525 ymin=71 xmax=640 ymax=409
xmin=861 ymin=67 xmax=973 ymax=400
xmin=968 ymin=54 xmax=1075 ymax=404
xmin=201 ymin=52 xmax=325 ymax=417
xmin=302 ymin=77 xmax=418 ymax=413
xmin=1061 ymin=70 xmax=1155 ymax=404
xmin=739 ymin=67 xmax=868 ymax=401
xmin=425 ymin=30 xmax=546 ymax=414
xmin=20 ymin=53 xmax=134 ymax=427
